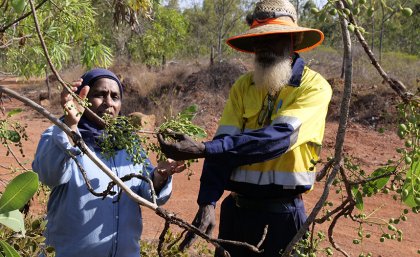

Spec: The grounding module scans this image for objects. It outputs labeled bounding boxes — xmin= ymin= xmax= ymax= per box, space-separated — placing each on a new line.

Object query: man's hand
xmin=157 ymin=132 xmax=205 ymax=161
xmin=179 ymin=204 xmax=216 ymax=251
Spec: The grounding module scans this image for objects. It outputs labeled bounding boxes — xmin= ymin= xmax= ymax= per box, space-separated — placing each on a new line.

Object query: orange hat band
xmin=251 ymin=18 xmax=298 ymax=29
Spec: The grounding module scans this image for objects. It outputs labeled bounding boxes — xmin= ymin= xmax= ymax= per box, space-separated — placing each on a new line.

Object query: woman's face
xmin=85 ymin=78 xmax=121 ymax=120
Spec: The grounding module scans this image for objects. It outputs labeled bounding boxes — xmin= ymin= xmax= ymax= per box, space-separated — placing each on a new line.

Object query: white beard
xmin=253 ymin=53 xmax=292 ymax=96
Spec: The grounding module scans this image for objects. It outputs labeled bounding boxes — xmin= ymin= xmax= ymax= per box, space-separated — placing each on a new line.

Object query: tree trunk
xmin=45 ymin=68 xmax=51 ymax=100
xmin=210 ymin=45 xmax=215 ymax=66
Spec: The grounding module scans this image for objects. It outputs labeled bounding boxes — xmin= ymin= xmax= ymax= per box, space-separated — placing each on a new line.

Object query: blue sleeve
xmin=136 ymin=151 xmax=172 ymax=206
xmin=204 ymin=122 xmax=294 ymax=167
xmin=197 ymin=123 xmax=293 ymax=205
xmin=32 ymin=126 xmax=82 ymax=187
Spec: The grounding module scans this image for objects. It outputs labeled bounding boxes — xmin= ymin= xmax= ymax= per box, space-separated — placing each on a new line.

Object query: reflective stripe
xmin=272 ymin=115 xmax=302 ymax=130
xmin=214 ymin=125 xmax=241 ymax=137
xmin=230 ymin=169 xmax=315 ymax=187
xmin=272 ymin=115 xmax=302 ymax=150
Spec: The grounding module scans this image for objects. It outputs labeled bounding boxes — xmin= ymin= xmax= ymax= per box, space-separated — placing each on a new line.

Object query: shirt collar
xmin=288 ymin=53 xmax=305 ymax=87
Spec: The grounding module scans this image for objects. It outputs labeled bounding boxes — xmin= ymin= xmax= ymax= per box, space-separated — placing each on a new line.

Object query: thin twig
xmin=315 ymin=198 xmax=350 ymax=224
xmin=27 ymin=0 xmax=105 ymax=128
xmin=256 ymin=225 xmax=268 ymax=248
xmin=5 ymin=144 xmax=29 ymax=171
xmin=158 ymin=221 xmax=171 ymax=257
xmin=316 ymin=158 xmax=334 ymax=182
xmin=327 ymin=205 xmax=353 ymax=257
xmin=347 ymin=7 xmax=413 ymax=102
xmin=155 ymin=207 xmax=262 ymax=255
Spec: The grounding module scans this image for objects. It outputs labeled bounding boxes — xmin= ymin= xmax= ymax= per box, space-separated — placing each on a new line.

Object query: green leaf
xmin=402 ymin=160 xmax=420 ymax=207
xmin=0 ymin=172 xmax=38 ymax=214
xmin=7 ymin=109 xmax=23 ymax=118
xmin=0 ymin=210 xmax=25 ymax=233
xmin=352 ymin=186 xmax=364 ymax=210
xmin=11 ymin=0 xmax=25 ymax=13
xmin=370 ymin=167 xmax=392 ymax=190
xmin=5 ymin=130 xmax=20 ymax=143
xmin=180 ymin=104 xmax=198 ymax=121
xmin=0 ymin=240 xmax=21 ymax=257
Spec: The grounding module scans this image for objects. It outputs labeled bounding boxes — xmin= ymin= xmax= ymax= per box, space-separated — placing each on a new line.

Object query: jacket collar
xmin=289 ymin=53 xmax=304 ymax=87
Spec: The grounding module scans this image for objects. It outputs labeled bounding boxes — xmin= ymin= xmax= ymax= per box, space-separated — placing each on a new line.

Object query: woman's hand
xmin=153 ymin=159 xmax=186 ymax=191
xmin=61 ymin=79 xmax=89 ymax=131
xmin=155 ymin=159 xmax=187 ymax=179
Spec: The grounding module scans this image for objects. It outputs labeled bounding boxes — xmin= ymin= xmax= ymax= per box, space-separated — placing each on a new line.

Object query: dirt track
xmin=0 ymin=79 xmax=418 ymax=257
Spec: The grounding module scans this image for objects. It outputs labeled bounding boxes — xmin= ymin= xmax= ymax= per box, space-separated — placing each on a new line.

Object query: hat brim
xmin=227 ymin=24 xmax=324 ymax=53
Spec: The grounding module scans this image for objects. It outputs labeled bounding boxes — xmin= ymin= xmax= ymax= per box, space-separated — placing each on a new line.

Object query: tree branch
xmin=327 ymin=204 xmax=353 ymax=257
xmin=281 ymin=1 xmax=354 ymax=255
xmin=347 ymin=7 xmax=413 ymax=102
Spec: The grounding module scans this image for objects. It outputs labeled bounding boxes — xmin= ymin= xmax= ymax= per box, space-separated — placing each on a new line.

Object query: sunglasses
xmin=258 ymin=94 xmax=275 ymax=126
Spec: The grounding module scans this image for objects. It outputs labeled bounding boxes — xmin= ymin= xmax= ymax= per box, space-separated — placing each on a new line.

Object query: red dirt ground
xmin=0 ymin=78 xmax=418 ymax=257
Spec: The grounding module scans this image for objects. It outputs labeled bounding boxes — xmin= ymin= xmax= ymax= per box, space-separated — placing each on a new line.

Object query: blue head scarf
xmin=76 ymin=68 xmax=123 ymax=98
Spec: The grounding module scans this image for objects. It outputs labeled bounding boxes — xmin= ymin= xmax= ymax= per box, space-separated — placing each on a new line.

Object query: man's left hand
xmin=157 ymin=132 xmax=205 ymax=160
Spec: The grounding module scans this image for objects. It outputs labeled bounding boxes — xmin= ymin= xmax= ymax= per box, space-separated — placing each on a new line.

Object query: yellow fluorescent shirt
xmin=215 ymin=66 xmax=332 ymax=188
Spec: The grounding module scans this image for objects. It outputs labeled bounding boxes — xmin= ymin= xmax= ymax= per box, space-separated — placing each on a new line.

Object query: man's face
xmin=86 ymin=78 xmax=121 ymax=119
xmin=253 ymin=33 xmax=291 ymax=66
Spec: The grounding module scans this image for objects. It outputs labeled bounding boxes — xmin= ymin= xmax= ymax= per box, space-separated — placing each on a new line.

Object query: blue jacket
xmin=32 ymin=125 xmax=172 ymax=257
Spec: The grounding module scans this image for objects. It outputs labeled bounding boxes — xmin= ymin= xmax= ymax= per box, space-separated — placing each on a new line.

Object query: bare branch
xmin=281 ymin=1 xmax=354 ymax=255
xmin=158 ymin=221 xmax=171 ymax=257
xmin=315 ymin=158 xmax=334 ymax=182
xmin=327 ymin=204 xmax=353 ymax=257
xmin=346 ymin=7 xmax=413 ymax=102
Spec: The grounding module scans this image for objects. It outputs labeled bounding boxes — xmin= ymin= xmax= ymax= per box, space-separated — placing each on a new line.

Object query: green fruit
xmin=367 ymin=7 xmax=375 ymax=16
xmin=402 ymin=8 xmax=413 ymax=17
xmin=405 ymin=156 xmax=412 ymax=164
xmin=414 ymin=197 xmax=420 ymax=206
xmin=399 ymin=123 xmax=408 ymax=132
xmin=326 ymin=248 xmax=333 ymax=255
xmin=11 ymin=0 xmax=25 ymax=13
xmin=346 ymin=0 xmax=354 ymax=5
xmin=348 ymin=24 xmax=355 ymax=32
xmin=354 ymin=7 xmax=361 ymax=15
xmin=344 ymin=8 xmax=351 ymax=15
xmin=329 ymin=9 xmax=337 ymax=15
xmin=365 ymin=233 xmax=371 ymax=238
xmin=402 ymin=189 xmax=409 ymax=199
xmin=380 ymin=237 xmax=385 ymax=242
xmin=311 ymin=8 xmax=319 ymax=14
xmin=359 ymin=0 xmax=367 ymax=4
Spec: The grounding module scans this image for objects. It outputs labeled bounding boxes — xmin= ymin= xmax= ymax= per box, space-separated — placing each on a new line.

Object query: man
xmin=158 ymin=0 xmax=332 ymax=256
xmin=32 ymin=68 xmax=185 ymax=257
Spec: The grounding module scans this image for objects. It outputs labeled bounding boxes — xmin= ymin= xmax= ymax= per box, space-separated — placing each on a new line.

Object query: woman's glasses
xmin=258 ymin=94 xmax=275 ymax=126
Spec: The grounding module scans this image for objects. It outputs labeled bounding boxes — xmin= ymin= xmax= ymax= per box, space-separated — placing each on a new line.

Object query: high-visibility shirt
xmin=198 ymin=56 xmax=332 ymax=204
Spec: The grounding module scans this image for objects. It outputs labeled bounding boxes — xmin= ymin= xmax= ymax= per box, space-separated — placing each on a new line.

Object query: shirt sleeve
xmin=136 ymin=154 xmax=172 ymax=206
xmin=32 ymin=126 xmax=82 ymax=188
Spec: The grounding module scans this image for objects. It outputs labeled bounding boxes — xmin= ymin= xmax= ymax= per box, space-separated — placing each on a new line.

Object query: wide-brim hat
xmin=227 ymin=0 xmax=324 ymax=53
